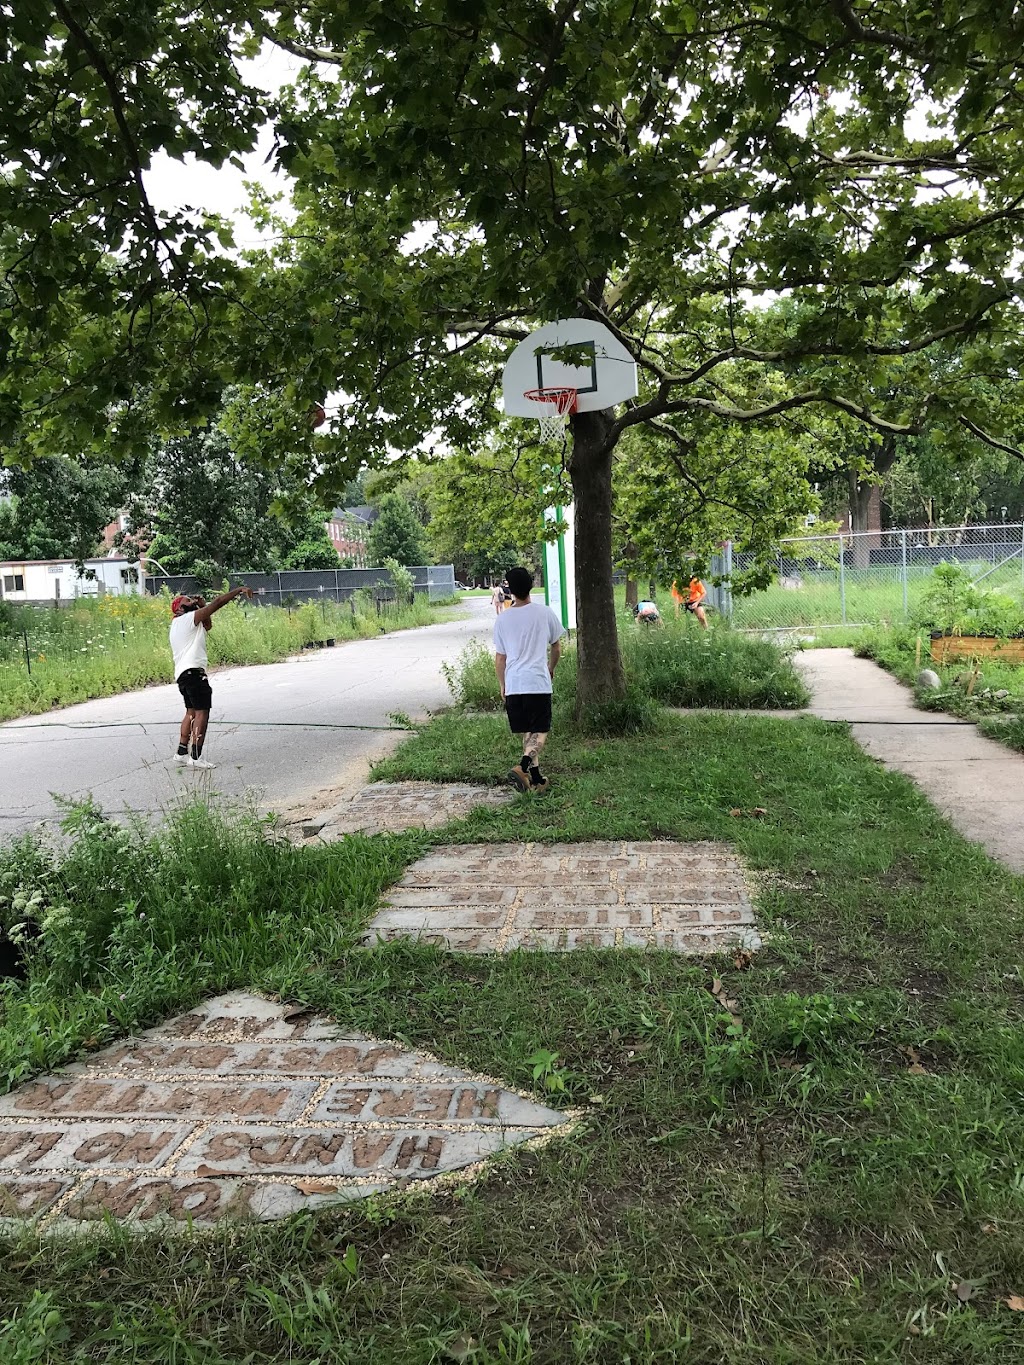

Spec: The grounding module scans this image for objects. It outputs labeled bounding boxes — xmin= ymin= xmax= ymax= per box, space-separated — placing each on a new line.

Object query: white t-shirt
xmin=169 ymin=612 xmax=208 ymax=678
xmin=493 ymin=601 xmax=564 ymax=695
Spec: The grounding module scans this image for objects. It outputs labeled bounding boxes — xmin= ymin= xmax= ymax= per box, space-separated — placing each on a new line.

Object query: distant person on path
xmin=493 ymin=566 xmax=564 ymax=793
xmin=169 ymin=586 xmax=253 ymax=768
xmin=491 ymin=581 xmax=505 ymax=615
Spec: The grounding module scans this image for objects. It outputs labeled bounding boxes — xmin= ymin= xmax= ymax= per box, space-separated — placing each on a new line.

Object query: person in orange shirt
xmin=672 ymin=576 xmax=708 ymax=628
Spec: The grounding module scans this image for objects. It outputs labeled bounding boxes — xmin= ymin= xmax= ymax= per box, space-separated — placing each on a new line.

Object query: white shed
xmin=0 ymin=557 xmax=143 ymax=603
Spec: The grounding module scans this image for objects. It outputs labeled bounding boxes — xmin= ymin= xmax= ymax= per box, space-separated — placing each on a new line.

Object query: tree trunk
xmin=570 ymin=409 xmax=626 ymax=714
xmin=847 ymin=470 xmax=874 ymax=569
xmin=621 ymin=540 xmax=639 ymax=609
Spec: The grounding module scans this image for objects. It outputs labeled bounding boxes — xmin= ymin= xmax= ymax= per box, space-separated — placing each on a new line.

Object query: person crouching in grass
xmin=493 ymin=566 xmax=564 ymax=792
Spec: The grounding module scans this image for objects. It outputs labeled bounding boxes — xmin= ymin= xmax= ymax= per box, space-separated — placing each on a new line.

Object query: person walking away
xmin=685 ymin=577 xmax=709 ymax=628
xmin=169 ymin=585 xmax=254 ymax=768
xmin=491 ymin=581 xmax=505 ymax=615
xmin=493 ymin=566 xmax=563 ymax=792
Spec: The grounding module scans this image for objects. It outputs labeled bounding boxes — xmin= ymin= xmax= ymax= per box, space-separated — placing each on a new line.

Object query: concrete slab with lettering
xmin=309 ymin=781 xmax=514 ymax=840
xmin=364 ymin=841 xmax=761 ymax=954
xmin=0 ymin=992 xmax=574 ymax=1231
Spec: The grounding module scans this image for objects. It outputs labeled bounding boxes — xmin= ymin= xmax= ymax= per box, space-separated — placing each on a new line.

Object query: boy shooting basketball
xmin=169 ymin=585 xmax=253 ymax=768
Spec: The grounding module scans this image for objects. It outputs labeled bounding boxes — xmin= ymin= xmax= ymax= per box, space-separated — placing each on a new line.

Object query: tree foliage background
xmin=8 ymin=2 xmax=1024 ymax=702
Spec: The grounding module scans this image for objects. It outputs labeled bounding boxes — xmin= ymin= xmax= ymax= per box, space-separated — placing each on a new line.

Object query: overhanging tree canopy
xmin=8 ymin=2 xmax=1024 ymax=708
xmin=250 ymin=0 xmax=1024 ymax=706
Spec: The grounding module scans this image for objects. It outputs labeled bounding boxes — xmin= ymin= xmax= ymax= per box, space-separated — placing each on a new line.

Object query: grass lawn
xmin=0 ymin=592 xmax=459 ymax=723
xmin=730 ymin=560 xmax=1024 ymax=632
xmin=3 ymin=690 xmax=1024 ymax=1360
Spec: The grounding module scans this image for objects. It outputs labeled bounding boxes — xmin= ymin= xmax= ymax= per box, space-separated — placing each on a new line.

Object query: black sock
xmin=191 ymin=742 xmax=203 ymax=760
xmin=177 ymin=744 xmax=188 ymax=757
xmin=520 ymin=754 xmax=532 ymax=772
xmin=530 ymin=766 xmax=546 ymax=785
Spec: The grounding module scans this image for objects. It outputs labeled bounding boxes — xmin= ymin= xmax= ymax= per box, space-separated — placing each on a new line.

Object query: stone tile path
xmin=303 ymin=781 xmax=513 ymax=840
xmin=0 ymin=992 xmax=573 ymax=1230
xmin=364 ymin=841 xmax=761 ymax=953
xmin=795 ymin=649 xmax=1024 ymax=874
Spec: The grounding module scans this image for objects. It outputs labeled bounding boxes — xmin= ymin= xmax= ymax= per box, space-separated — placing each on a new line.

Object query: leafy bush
xmin=442 ymin=621 xmax=808 ymax=715
xmin=442 ymin=639 xmax=502 ymax=709
xmin=383 ymin=558 xmax=415 ymax=605
xmin=914 ymin=562 xmax=1024 ymax=638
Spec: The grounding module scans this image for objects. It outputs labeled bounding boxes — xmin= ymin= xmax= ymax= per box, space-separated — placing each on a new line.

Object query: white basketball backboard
xmin=501 ymin=319 xmax=639 ymax=417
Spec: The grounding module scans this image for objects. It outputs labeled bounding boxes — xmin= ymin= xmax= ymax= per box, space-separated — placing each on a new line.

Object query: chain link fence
xmin=727 ymin=524 xmax=1024 ymax=630
xmin=143 ymin=565 xmax=457 ymax=607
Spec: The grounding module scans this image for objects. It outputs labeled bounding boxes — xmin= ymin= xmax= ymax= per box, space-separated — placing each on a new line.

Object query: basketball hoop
xmin=524 ymin=387 xmax=578 ymax=443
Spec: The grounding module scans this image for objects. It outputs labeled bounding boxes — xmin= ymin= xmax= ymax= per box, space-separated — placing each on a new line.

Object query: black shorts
xmin=505 ymin=693 xmax=552 ymax=734
xmin=177 ymin=668 xmax=213 ymax=711
xmin=685 ymin=600 xmax=702 ymax=613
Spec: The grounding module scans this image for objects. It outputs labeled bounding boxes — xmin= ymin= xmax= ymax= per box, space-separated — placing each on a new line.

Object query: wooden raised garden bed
xmin=930 ymin=635 xmax=1024 ymax=665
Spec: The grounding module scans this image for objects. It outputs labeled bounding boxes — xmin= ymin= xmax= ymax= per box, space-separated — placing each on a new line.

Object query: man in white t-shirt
xmin=169 ymin=585 xmax=253 ymax=768
xmin=493 ymin=566 xmax=564 ymax=792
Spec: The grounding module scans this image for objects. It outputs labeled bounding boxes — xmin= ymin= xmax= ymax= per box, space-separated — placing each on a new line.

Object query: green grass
xmin=3 ymin=705 xmax=1024 ymax=1360
xmin=730 ymin=560 xmax=1024 ymax=631
xmin=444 ymin=618 xmax=809 ymax=714
xmin=0 ymin=593 xmax=456 ymax=722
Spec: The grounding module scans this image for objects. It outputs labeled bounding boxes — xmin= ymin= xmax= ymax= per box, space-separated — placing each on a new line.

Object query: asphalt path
xmin=0 ymin=598 xmax=493 ymax=839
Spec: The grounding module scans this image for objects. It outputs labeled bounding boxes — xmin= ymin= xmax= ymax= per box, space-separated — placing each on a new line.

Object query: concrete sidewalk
xmin=794 ymin=649 xmax=1024 ymax=874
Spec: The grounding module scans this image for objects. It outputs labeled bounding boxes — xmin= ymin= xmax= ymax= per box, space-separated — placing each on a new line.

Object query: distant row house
xmin=325 ymin=505 xmax=376 ymax=566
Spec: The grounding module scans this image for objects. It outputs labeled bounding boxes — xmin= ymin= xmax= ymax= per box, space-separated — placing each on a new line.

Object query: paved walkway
xmin=794 ymin=649 xmax=1024 ymax=874
xmin=363 ymin=841 xmax=762 ymax=953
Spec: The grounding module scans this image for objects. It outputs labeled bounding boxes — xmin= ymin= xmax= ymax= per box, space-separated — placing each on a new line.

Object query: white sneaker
xmin=188 ymin=756 xmax=216 ymax=770
xmin=172 ymin=753 xmax=189 ymax=764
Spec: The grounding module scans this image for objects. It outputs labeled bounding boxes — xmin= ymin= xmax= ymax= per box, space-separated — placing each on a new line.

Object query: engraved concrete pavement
xmin=364 ymin=841 xmax=762 ymax=953
xmin=0 ymin=992 xmax=575 ymax=1230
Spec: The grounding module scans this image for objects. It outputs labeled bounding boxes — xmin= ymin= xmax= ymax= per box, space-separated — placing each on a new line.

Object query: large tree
xmin=9 ymin=3 xmax=1024 ymax=709
xmin=134 ymin=421 xmax=337 ymax=579
xmin=0 ymin=453 xmax=139 ymax=562
xmin=245 ymin=1 xmax=1024 ymax=707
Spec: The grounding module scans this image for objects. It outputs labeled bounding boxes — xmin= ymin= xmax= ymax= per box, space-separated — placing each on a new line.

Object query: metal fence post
xmin=838 ymin=534 xmax=847 ymax=624
xmin=22 ymin=629 xmax=31 ymax=678
xmin=724 ymin=540 xmax=734 ymax=619
xmin=900 ymin=528 xmax=909 ymax=617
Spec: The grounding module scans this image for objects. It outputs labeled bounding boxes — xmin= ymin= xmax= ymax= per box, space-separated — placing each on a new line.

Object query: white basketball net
xmin=526 ymin=388 xmax=577 ymax=443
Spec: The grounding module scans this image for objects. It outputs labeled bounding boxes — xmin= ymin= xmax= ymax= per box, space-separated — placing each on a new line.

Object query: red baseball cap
xmin=171 ymin=595 xmax=193 ymax=614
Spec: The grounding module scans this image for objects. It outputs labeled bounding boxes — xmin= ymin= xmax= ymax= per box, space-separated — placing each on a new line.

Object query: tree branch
xmin=828 ymin=0 xmax=920 ymax=55
xmin=958 ymin=415 xmax=1024 ymax=461
xmin=51 ymin=1 xmax=169 ymax=270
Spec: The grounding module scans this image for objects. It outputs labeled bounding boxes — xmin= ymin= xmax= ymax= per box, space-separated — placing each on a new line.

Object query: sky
xmin=144 ymin=46 xmax=303 ymax=248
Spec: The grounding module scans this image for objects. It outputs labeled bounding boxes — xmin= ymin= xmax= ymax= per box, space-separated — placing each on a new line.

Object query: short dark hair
xmin=506 ymin=566 xmax=533 ymax=599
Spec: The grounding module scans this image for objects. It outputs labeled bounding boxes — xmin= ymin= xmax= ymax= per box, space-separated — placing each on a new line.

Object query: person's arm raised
xmin=194 ymin=585 xmax=253 ymax=627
